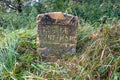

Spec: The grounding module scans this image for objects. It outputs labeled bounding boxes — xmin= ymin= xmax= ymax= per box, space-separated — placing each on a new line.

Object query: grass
xmin=0 ymin=21 xmax=120 ymax=80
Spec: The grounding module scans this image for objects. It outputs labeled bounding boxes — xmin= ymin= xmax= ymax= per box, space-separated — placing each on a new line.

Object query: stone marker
xmin=37 ymin=12 xmax=78 ymax=56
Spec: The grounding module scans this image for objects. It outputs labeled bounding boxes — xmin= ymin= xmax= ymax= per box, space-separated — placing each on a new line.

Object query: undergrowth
xmin=0 ymin=21 xmax=120 ymax=80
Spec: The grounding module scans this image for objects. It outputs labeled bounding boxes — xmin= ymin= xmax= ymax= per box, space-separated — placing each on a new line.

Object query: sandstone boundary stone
xmin=37 ymin=12 xmax=78 ymax=56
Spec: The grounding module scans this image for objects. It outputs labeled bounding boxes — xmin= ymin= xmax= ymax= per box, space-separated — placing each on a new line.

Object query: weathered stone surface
xmin=37 ymin=12 xmax=78 ymax=56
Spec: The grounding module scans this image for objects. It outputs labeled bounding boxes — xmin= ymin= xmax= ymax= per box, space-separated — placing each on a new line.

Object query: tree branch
xmin=0 ymin=0 xmax=18 ymax=10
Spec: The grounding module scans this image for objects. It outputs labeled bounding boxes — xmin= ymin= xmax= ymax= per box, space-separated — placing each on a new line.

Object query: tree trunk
xmin=17 ymin=0 xmax=22 ymax=13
